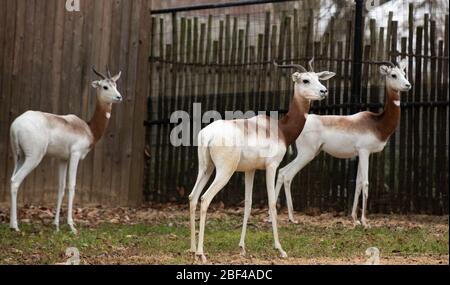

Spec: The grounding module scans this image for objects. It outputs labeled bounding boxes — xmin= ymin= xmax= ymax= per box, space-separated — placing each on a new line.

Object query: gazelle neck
xmin=278 ymin=90 xmax=311 ymax=146
xmin=377 ymin=87 xmax=400 ymax=141
xmin=88 ymin=95 xmax=112 ymax=145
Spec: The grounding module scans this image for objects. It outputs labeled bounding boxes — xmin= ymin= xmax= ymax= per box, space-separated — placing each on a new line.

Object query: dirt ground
xmin=89 ymin=253 xmax=448 ymax=265
xmin=2 ymin=203 xmax=447 ymax=228
xmin=0 ymin=203 xmax=448 ymax=265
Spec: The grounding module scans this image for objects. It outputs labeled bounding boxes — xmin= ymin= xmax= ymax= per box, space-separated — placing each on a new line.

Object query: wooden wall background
xmin=0 ymin=0 xmax=152 ymax=206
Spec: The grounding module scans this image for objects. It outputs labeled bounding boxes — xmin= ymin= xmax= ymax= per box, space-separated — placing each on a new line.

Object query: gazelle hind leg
xmin=189 ymin=169 xmax=214 ymax=253
xmin=10 ymin=142 xmax=24 ymax=178
xmin=196 ymin=169 xmax=235 ymax=263
xmin=283 ymin=179 xmax=296 ymax=224
xmin=239 ymin=170 xmax=255 ymax=256
xmin=189 ymin=146 xmax=214 ymax=253
xmin=274 ymin=166 xmax=288 ymax=204
xmin=196 ymin=149 xmax=239 ymax=263
xmin=10 ymin=156 xmax=42 ymax=231
xmin=189 ymin=169 xmax=214 ymax=251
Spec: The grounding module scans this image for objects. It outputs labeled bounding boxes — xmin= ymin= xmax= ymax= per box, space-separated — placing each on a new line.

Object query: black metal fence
xmin=145 ymin=0 xmax=449 ymax=215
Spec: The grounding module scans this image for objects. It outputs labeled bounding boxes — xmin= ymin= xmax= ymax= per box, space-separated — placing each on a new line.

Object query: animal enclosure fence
xmin=145 ymin=0 xmax=449 ymax=215
xmin=0 ymin=0 xmax=152 ymax=206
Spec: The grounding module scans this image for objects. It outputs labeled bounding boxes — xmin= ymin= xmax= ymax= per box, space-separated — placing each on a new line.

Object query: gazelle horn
xmin=92 ymin=66 xmax=107 ymax=80
xmin=273 ymin=61 xmax=308 ymax=73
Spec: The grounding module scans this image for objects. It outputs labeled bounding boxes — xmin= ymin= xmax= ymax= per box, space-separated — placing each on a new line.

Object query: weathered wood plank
xmin=413 ymin=26 xmax=423 ymax=212
xmin=128 ymin=0 xmax=152 ymax=206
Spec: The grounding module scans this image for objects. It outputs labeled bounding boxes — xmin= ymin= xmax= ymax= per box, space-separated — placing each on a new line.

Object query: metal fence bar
xmin=151 ymin=0 xmax=299 ymax=14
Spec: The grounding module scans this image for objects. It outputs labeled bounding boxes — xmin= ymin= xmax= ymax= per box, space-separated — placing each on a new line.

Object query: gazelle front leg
xmin=358 ymin=151 xmax=371 ymax=229
xmin=239 ymin=170 xmax=255 ymax=257
xmin=266 ymin=165 xmax=291 ymax=224
xmin=67 ymin=154 xmax=81 ymax=234
xmin=54 ymin=160 xmax=68 ymax=232
xmin=267 ymin=167 xmax=287 ymax=224
xmin=272 ymin=148 xmax=317 ymax=224
xmin=266 ymin=165 xmax=287 ymax=258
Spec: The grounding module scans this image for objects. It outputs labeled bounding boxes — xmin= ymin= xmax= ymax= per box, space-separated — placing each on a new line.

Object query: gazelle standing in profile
xmin=273 ymin=59 xmax=411 ymax=228
xmin=9 ymin=67 xmax=122 ymax=234
xmin=189 ymin=59 xmax=336 ymax=262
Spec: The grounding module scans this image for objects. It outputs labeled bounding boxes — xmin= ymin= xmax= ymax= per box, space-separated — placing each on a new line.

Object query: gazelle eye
xmin=303 ymin=80 xmax=310 ymax=84
xmin=103 ymin=86 xmax=109 ymax=90
xmin=391 ymin=74 xmax=397 ymax=79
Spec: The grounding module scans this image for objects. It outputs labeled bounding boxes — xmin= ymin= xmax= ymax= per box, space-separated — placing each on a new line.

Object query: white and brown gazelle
xmin=273 ymin=59 xmax=411 ymax=228
xmin=189 ymin=59 xmax=335 ymax=262
xmin=9 ymin=67 xmax=122 ymax=234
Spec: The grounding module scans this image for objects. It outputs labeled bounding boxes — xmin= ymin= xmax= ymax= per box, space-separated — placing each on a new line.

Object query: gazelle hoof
xmin=362 ymin=221 xmax=371 ymax=229
xmin=195 ymin=253 xmax=207 ymax=264
xmin=69 ymin=225 xmax=78 ymax=235
xmin=10 ymin=227 xmax=20 ymax=232
xmin=240 ymin=246 xmax=246 ymax=257
xmin=279 ymin=250 xmax=288 ymax=259
xmin=53 ymin=222 xmax=60 ymax=232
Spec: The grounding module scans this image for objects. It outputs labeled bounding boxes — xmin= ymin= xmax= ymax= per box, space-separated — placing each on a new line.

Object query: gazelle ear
xmin=112 ymin=71 xmax=122 ymax=82
xmin=379 ymin=65 xmax=391 ymax=76
xmin=398 ymin=58 xmax=408 ymax=72
xmin=91 ymin=80 xmax=101 ymax=88
xmin=292 ymin=72 xmax=301 ymax=83
xmin=317 ymin=71 xmax=336 ymax=81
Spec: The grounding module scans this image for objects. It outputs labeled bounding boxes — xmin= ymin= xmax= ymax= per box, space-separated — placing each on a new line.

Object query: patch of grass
xmin=0 ymin=214 xmax=448 ymax=264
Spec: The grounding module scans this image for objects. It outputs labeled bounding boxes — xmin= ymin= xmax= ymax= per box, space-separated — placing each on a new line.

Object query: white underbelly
xmin=321 ymin=131 xmax=384 ymax=158
xmin=236 ymin=149 xmax=267 ymax=171
xmin=47 ymin=133 xmax=91 ymax=160
xmin=236 ymin=145 xmax=285 ymax=172
xmin=322 ymin=142 xmax=358 ymax=159
xmin=46 ymin=143 xmax=72 ymax=159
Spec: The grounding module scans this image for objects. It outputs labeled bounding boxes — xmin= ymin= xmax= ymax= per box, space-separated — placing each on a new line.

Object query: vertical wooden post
xmin=347 ymin=0 xmax=364 ymax=214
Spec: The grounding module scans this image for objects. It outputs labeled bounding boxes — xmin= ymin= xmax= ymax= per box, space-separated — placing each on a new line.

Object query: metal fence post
xmin=348 ymin=0 xmax=364 ymax=215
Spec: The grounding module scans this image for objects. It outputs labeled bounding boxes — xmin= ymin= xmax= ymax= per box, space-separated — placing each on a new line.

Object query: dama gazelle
xmin=9 ymin=67 xmax=122 ymax=234
xmin=273 ymin=59 xmax=411 ymax=228
xmin=189 ymin=59 xmax=336 ymax=262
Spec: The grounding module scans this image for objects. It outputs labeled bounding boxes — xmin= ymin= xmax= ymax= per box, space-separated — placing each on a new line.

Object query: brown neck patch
xmin=278 ymin=91 xmax=310 ymax=146
xmin=88 ymin=97 xmax=112 ymax=145
xmin=317 ymin=87 xmax=401 ymax=143
xmin=375 ymin=87 xmax=400 ymax=141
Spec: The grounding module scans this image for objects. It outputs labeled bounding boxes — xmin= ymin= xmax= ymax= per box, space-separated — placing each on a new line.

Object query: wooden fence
xmin=146 ymin=3 xmax=449 ymax=214
xmin=0 ymin=0 xmax=152 ymax=206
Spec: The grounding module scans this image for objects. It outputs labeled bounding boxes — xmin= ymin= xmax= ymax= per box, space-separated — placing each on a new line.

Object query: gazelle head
xmin=380 ymin=59 xmax=411 ymax=92
xmin=275 ymin=58 xmax=336 ymax=101
xmin=91 ymin=66 xmax=123 ymax=104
